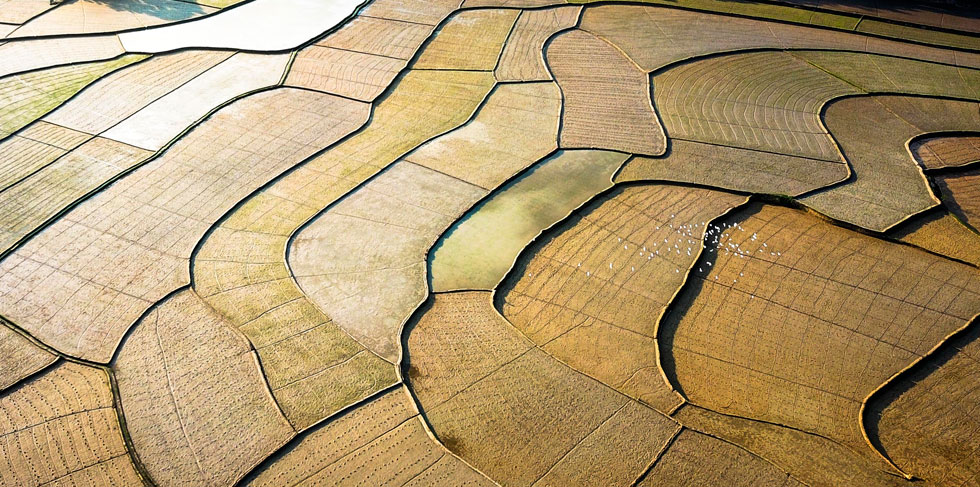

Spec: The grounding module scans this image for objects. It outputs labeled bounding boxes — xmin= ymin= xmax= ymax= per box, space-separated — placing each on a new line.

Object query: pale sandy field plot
xmin=0 ymin=0 xmax=978 ymax=485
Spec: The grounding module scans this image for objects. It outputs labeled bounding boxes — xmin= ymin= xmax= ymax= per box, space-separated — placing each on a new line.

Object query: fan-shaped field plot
xmin=0 ymin=361 xmax=141 ymax=486
xmin=911 ymin=134 xmax=980 ymax=170
xmin=431 ymin=149 xmax=628 ymax=292
xmin=0 ymin=321 xmax=55 ymax=392
xmin=802 ymin=96 xmax=980 ymax=232
xmin=9 ymin=0 xmax=217 ymax=38
xmin=0 ymin=88 xmax=368 ymax=363
xmin=193 ymin=69 xmax=494 ymax=429
xmin=661 ymin=203 xmax=980 ymax=463
xmin=547 ymin=29 xmax=665 ymax=156
xmin=869 ymin=323 xmax=980 ymax=485
xmin=652 ymin=50 xmax=857 ymax=162
xmin=578 ymin=5 xmax=980 ymax=73
xmin=498 ymin=184 xmax=747 ymax=413
xmin=413 ymin=9 xmax=519 ymax=71
xmin=936 ymin=168 xmax=980 ymax=233
xmin=0 ymin=54 xmax=145 ymax=139
xmin=115 ymin=289 xmax=294 ymax=487
xmin=244 ymin=387 xmax=493 ymax=486
xmin=495 ymin=6 xmax=581 ymax=82
xmin=616 ymin=139 xmax=847 ymax=196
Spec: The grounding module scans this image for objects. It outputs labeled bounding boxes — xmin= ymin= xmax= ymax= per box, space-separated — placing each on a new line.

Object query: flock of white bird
xmin=560 ymin=213 xmax=783 ymax=292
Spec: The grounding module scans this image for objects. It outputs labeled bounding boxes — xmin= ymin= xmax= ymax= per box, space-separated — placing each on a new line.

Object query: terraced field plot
xmin=0 ymin=1 xmax=978 ymax=485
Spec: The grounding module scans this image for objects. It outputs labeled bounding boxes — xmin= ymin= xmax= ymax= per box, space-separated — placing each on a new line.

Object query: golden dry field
xmin=0 ymin=0 xmax=978 ymax=485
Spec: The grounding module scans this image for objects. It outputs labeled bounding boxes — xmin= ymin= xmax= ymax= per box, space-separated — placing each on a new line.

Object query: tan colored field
xmin=803 ymin=96 xmax=980 ymax=231
xmin=404 ymin=82 xmax=561 ymax=189
xmin=0 ymin=361 xmax=142 ymax=486
xmin=245 ymin=387 xmax=493 ymax=486
xmin=0 ymin=136 xmax=152 ymax=253
xmin=413 ymin=10 xmax=519 ymax=71
xmin=617 ymin=139 xmax=847 ymax=196
xmin=0 ymin=37 xmax=126 ymax=79
xmin=0 ymin=320 xmax=55 ymax=391
xmin=936 ymin=168 xmax=980 ymax=233
xmin=495 ymin=6 xmax=581 ymax=82
xmin=115 ymin=289 xmax=295 ymax=486
xmin=890 ymin=211 xmax=980 ymax=267
xmin=547 ymin=29 xmax=665 ymax=155
xmin=871 ymin=326 xmax=980 ymax=484
xmin=1 ymin=0 xmax=979 ymax=484
xmin=911 ymin=135 xmax=980 ymax=170
xmin=290 ymin=161 xmax=487 ymax=362
xmin=674 ymin=405 xmax=906 ymax=486
xmin=0 ymin=54 xmax=145 ymax=139
xmin=0 ymin=88 xmax=368 ymax=363
xmin=194 ymin=68 xmax=494 ymax=428
xmin=409 ymin=292 xmax=680 ymax=486
xmin=0 ymin=121 xmax=89 ymax=191
xmin=639 ymin=430 xmax=801 ymax=487
xmin=287 ymin=46 xmax=405 ymax=101
xmin=662 ymin=203 xmax=980 ymax=460
xmin=43 ymin=50 xmax=232 ymax=136
xmin=499 ymin=184 xmax=747 ymax=413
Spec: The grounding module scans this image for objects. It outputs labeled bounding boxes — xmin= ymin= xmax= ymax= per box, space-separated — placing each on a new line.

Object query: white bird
xmin=631 ymin=266 xmax=635 ymax=272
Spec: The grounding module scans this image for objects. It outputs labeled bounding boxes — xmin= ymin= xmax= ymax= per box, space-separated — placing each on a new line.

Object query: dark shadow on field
xmin=58 ymin=0 xmax=208 ymax=22
xmin=863 ymin=316 xmax=980 ymax=469
xmin=658 ymin=202 xmax=756 ymax=400
xmin=492 ymin=185 xmax=628 ymax=313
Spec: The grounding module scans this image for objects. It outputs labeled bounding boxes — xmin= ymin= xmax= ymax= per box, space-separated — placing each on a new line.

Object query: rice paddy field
xmin=0 ymin=0 xmax=978 ymax=485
